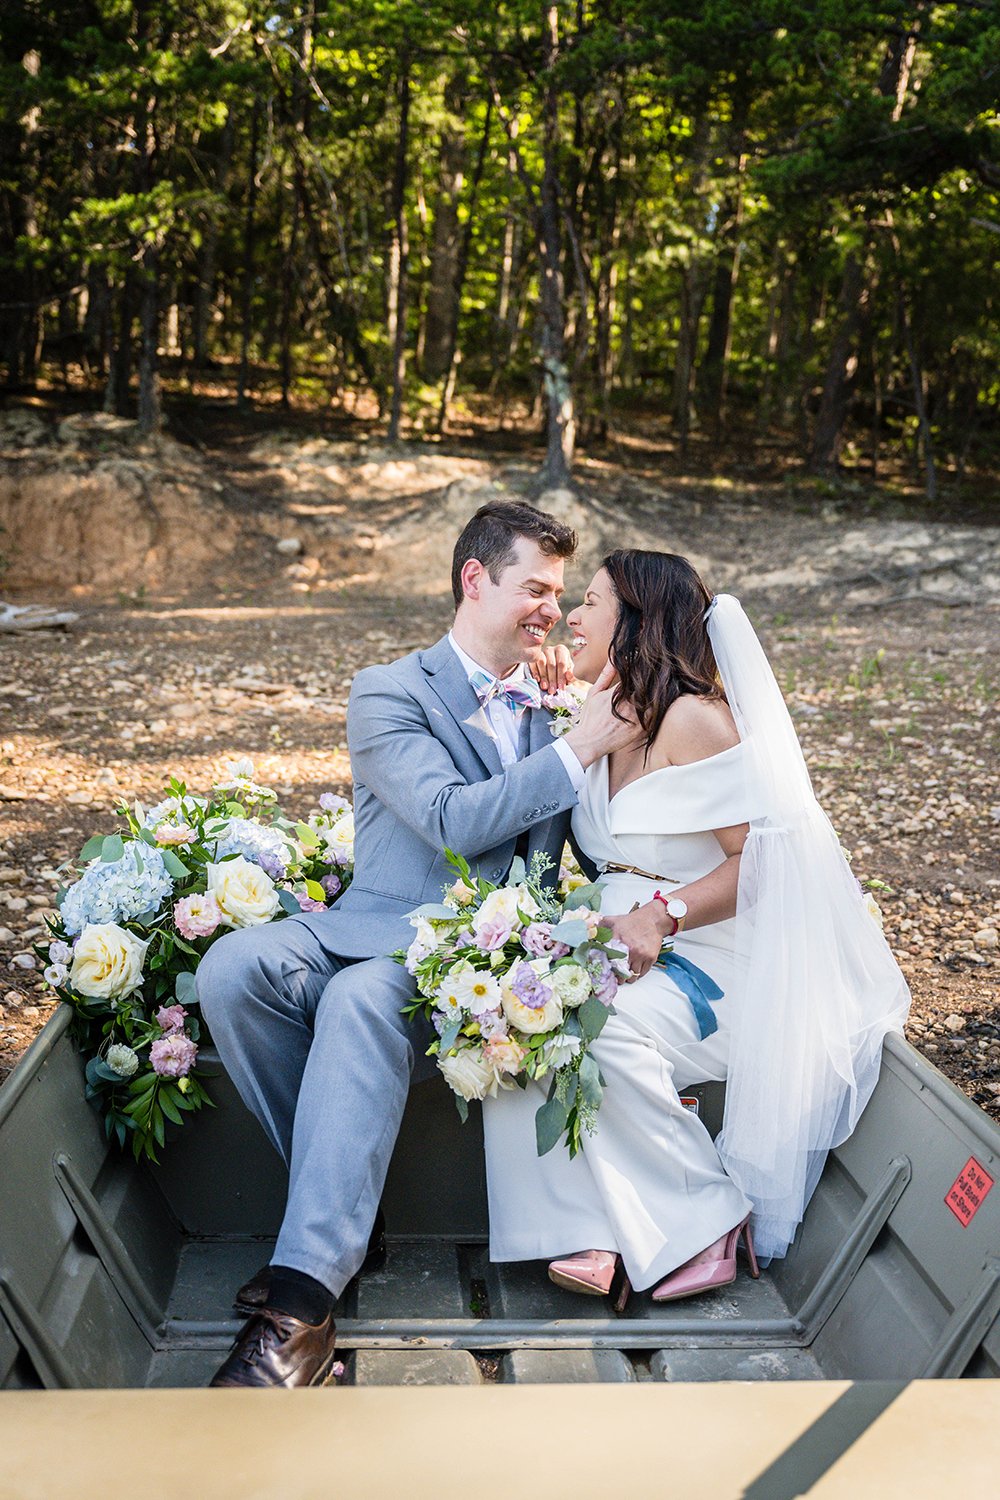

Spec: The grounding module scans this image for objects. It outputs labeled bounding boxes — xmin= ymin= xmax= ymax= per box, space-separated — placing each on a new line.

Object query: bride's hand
xmin=563 ymin=661 xmax=640 ymax=766
xmin=606 ymin=904 xmax=667 ymax=982
xmin=528 ymin=644 xmax=575 ymax=693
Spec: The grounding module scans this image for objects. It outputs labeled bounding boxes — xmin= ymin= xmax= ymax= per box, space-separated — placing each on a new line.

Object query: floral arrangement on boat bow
xmin=38 ymin=760 xmax=353 ymax=1161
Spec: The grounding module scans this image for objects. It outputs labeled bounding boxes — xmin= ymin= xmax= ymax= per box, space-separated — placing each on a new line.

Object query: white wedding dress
xmin=484 ymin=743 xmax=762 ymax=1291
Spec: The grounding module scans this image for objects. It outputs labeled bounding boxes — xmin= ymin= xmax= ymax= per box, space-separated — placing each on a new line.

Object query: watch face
xmin=666 ymin=898 xmax=688 ymax=921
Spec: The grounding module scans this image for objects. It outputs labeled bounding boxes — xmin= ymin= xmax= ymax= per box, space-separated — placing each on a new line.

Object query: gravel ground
xmin=1 ymin=429 xmax=997 ymax=1122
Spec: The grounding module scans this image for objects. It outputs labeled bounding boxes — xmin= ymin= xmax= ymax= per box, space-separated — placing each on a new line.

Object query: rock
xmin=0 ymin=410 xmax=51 ymax=448
xmin=93 ymin=768 xmax=119 ymax=786
xmin=66 ymin=790 xmax=94 ymax=805
xmin=275 ymin=536 xmax=304 ymax=556
xmin=0 ymin=927 xmax=15 ymax=943
xmin=284 ymin=556 xmax=322 ymax=580
xmin=10 ymin=953 xmax=36 ymax=970
xmin=974 ymin=928 xmax=998 ymax=950
xmin=944 ymin=1013 xmax=966 ymax=1032
xmin=4 ymin=897 xmax=27 ymax=912
xmin=3 ymin=990 xmax=21 ymax=1007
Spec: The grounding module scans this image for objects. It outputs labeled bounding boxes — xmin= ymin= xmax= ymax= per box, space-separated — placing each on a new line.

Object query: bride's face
xmin=566 ymin=569 xmax=618 ymax=683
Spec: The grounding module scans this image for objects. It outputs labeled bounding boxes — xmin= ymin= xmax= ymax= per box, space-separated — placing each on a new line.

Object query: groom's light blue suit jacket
xmin=296 ymin=634 xmax=585 ymax=961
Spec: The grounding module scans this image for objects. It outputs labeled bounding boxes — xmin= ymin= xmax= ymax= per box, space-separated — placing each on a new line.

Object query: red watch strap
xmin=653 ymin=889 xmax=679 ymax=936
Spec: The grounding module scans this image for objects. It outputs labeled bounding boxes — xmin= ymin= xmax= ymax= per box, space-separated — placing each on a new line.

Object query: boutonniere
xmin=541 ymin=681 xmax=589 ymax=738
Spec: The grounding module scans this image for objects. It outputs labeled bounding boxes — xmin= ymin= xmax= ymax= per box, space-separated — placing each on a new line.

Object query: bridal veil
xmin=707 ymin=594 xmax=911 ymax=1260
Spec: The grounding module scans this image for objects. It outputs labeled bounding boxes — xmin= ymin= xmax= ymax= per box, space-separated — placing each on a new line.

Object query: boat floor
xmin=153 ymin=1235 xmax=824 ymax=1387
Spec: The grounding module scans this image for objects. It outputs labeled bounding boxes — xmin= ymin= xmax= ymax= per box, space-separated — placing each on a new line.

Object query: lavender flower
xmin=320 ymin=872 xmax=342 ymax=900
xmin=586 ymin=947 xmax=619 ymax=1005
xmin=510 ymin=961 xmax=554 ymax=1010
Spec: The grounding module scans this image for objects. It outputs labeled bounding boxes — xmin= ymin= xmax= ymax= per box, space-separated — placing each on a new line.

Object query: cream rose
xmin=501 ymin=979 xmax=564 ymax=1035
xmin=70 ymin=923 xmax=149 ymax=1000
xmin=437 ymin=1046 xmax=500 ymax=1101
xmin=325 ymin=815 xmax=355 ymax=860
xmin=207 ymin=856 xmax=281 ymax=928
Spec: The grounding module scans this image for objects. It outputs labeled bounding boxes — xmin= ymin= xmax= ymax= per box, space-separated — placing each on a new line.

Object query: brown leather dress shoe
xmin=209 ymin=1308 xmax=339 ymax=1388
xmin=234 ymin=1209 xmax=387 ymax=1313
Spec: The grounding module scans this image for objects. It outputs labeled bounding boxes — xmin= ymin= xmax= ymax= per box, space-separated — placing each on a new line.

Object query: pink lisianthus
xmin=155 ymin=1003 xmax=188 ymax=1035
xmin=149 ymin=1033 xmax=198 ymax=1079
xmin=297 ymin=893 xmax=327 ymax=912
xmin=521 ymin=921 xmax=571 ymax=959
xmin=482 ymin=1034 xmax=526 ymax=1075
xmin=474 ymin=918 xmax=512 ymax=952
xmin=155 ymin=822 xmax=195 ymax=846
xmin=174 ymin=893 xmax=223 ymax=940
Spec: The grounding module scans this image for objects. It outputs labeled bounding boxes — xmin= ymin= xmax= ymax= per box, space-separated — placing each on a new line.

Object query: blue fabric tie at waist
xmin=654 ymin=950 xmax=722 ymax=1040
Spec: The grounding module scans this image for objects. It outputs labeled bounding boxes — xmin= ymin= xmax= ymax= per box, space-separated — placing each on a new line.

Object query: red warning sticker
xmin=945 ymin=1156 xmax=995 ymax=1227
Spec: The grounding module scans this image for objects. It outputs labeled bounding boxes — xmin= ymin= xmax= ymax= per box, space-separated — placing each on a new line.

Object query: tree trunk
xmin=809 ymin=251 xmax=867 ymax=473
xmin=422 ymin=76 xmax=467 ymax=382
xmin=387 ymin=53 xmax=411 ymax=443
xmin=436 ymin=99 xmax=492 ymax=432
xmin=0 ymin=50 xmax=42 ymax=387
xmin=236 ymin=104 xmax=260 ymax=412
xmin=192 ymin=112 xmax=233 ymax=371
xmin=537 ymin=4 xmax=574 ymax=489
xmin=136 ymin=249 xmax=162 ymax=436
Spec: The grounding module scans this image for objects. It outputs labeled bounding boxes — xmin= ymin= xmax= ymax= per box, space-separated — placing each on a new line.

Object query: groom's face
xmin=458 ymin=535 xmax=565 ymax=674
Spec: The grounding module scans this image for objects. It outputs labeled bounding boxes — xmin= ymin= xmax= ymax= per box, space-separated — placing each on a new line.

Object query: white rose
xmin=437 ymin=1046 xmax=500 ymax=1101
xmin=70 ymin=923 xmax=149 ymax=1000
xmin=863 ymin=892 xmax=885 ymax=929
xmin=473 ymin=886 xmax=521 ymax=933
xmin=207 ymin=856 xmax=281 ymax=928
xmin=550 ymin=961 xmax=591 ymax=1008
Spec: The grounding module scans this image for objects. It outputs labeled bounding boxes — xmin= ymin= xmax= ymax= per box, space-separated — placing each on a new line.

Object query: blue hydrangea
xmin=211 ymin=818 xmax=290 ymax=881
xmin=61 ymin=844 xmax=175 ymax=937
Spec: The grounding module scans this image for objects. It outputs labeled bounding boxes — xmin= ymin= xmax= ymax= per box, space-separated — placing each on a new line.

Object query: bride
xmin=483 ymin=550 xmax=911 ymax=1305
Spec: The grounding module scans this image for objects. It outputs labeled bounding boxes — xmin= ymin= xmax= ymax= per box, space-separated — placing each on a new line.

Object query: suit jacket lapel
xmin=420 ymin=635 xmax=504 ymax=777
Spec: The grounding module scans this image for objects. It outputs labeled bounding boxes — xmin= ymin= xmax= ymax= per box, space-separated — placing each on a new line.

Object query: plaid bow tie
xmin=470 ymin=669 xmax=542 ymax=713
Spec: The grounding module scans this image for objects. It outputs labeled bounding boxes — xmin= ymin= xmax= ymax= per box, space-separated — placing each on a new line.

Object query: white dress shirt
xmin=448 ymin=633 xmax=585 ymax=791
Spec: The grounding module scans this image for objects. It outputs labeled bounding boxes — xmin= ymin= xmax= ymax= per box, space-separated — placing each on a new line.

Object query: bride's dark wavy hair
xmin=602 ymin=550 xmax=722 ymax=751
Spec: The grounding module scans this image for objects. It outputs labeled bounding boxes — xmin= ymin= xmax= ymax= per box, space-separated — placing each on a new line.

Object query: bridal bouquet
xmin=37 ymin=760 xmax=353 ymax=1162
xmin=398 ymin=850 xmax=630 ymax=1157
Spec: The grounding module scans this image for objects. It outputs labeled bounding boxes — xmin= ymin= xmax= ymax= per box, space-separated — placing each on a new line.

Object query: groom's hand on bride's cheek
xmin=529 ymin=644 xmax=574 ymax=692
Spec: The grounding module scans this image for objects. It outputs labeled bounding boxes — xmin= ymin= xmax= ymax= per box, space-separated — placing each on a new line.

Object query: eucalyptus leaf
xmin=549 ymin=917 xmax=589 ymax=946
xmin=563 ymin=882 xmax=603 ymax=910
xmin=439 ymin=1019 xmax=462 ymax=1054
xmin=277 ymin=888 xmax=301 ymax=915
xmin=535 ymin=1093 xmax=569 ymax=1157
xmin=408 ymin=902 xmax=456 ymax=921
xmin=174 ymin=971 xmax=197 ymax=1005
xmin=79 ymin=834 xmax=104 ymax=862
xmin=100 ymin=834 xmax=125 ymax=863
xmin=160 ymin=849 xmax=190 ymax=878
xmin=578 ymin=994 xmax=613 ymax=1042
xmin=579 ymin=1051 xmax=604 ymax=1110
xmin=455 ymin=1095 xmax=469 ymax=1124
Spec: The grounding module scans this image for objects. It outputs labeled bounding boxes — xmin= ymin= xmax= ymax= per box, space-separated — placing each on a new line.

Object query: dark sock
xmin=266 ymin=1265 xmax=334 ymax=1325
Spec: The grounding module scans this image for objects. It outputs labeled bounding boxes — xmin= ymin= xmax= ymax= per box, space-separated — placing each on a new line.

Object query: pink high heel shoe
xmin=650 ymin=1216 xmax=760 ymax=1303
xmin=548 ymin=1251 xmax=632 ymax=1313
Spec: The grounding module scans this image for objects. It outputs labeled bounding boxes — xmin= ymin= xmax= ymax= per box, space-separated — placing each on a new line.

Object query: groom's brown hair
xmin=451 ymin=500 xmax=577 ymax=607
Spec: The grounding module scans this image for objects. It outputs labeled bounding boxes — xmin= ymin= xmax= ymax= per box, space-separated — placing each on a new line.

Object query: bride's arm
xmin=606 ymin=694 xmax=747 ymax=980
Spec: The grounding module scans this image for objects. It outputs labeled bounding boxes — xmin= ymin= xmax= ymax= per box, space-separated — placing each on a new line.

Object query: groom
xmin=200 ymin=498 xmax=632 ymax=1388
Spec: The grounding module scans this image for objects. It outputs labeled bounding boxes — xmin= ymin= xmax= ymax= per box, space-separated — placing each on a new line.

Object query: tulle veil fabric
xmin=707 ymin=594 xmax=911 ymax=1260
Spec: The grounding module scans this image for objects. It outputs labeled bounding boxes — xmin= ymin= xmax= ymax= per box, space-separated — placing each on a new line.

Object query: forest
xmin=2 ymin=1 xmax=999 ymax=497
